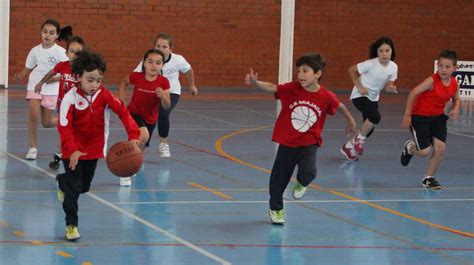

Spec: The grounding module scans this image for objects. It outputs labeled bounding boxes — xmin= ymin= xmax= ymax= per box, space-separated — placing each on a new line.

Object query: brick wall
xmin=9 ymin=0 xmax=474 ymax=91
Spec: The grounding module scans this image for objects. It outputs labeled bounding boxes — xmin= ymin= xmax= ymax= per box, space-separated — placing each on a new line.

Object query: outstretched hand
xmin=245 ymin=68 xmax=258 ymax=86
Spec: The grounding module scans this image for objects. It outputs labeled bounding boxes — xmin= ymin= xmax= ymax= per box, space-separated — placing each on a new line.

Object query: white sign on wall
xmin=434 ymin=60 xmax=474 ymax=99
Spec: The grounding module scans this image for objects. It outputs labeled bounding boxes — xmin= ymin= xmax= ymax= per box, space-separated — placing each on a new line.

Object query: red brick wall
xmin=9 ymin=0 xmax=474 ymax=91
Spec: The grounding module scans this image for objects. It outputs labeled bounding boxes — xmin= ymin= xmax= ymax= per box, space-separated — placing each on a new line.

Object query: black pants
xmin=157 ymin=93 xmax=180 ymax=138
xmin=352 ymin=97 xmax=381 ymax=138
xmin=269 ymin=144 xmax=318 ymax=211
xmin=58 ymin=159 xmax=98 ymax=226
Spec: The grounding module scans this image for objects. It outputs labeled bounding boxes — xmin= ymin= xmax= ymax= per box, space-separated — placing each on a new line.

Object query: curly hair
xmin=71 ymin=50 xmax=107 ymax=76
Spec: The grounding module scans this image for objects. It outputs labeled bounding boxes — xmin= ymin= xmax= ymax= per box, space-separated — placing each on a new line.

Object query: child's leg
xmin=158 ymin=93 xmax=180 ymax=144
xmin=138 ymin=126 xmax=150 ymax=148
xmin=425 ymin=138 xmax=446 ymax=177
xmin=296 ymin=145 xmax=318 ymax=186
xmin=40 ymin=107 xmax=57 ymax=127
xmin=80 ymin=160 xmax=98 ymax=193
xmin=59 ymin=159 xmax=87 ymax=227
xmin=269 ymin=145 xmax=298 ymax=211
xmin=28 ymin=99 xmax=41 ymax=148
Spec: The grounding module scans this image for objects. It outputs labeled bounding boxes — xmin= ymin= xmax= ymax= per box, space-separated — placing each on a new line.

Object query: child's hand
xmin=13 ymin=73 xmax=24 ymax=82
xmin=388 ymin=84 xmax=398 ymax=94
xmin=245 ymin=68 xmax=258 ymax=86
xmin=155 ymin=87 xmax=165 ymax=98
xmin=69 ymin=151 xmax=87 ymax=171
xmin=189 ymin=85 xmax=198 ymax=96
xmin=357 ymin=86 xmax=369 ymax=95
xmin=401 ymin=115 xmax=411 ymax=128
xmin=449 ymin=109 xmax=459 ymax=120
xmin=346 ymin=122 xmax=357 ymax=138
xmin=34 ymin=83 xmax=42 ymax=94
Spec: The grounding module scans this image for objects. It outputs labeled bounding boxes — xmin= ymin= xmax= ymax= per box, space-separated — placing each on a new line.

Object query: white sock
xmin=357 ymin=134 xmax=366 ymax=140
xmin=424 ymin=176 xmax=433 ymax=180
xmin=345 ymin=140 xmax=354 ymax=148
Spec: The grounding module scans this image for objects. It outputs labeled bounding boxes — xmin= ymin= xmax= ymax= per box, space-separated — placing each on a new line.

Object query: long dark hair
xmin=369 ymin=36 xmax=396 ymax=61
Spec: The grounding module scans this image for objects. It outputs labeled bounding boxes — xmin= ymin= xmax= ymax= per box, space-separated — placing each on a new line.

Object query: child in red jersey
xmin=245 ymin=53 xmax=357 ymax=225
xmin=400 ymin=50 xmax=461 ymax=190
xmin=118 ymin=49 xmax=171 ymax=186
xmin=35 ymin=36 xmax=85 ymax=170
xmin=56 ymin=50 xmax=140 ymax=241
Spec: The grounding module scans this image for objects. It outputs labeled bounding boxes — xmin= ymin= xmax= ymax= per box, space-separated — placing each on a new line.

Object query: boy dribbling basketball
xmin=245 ymin=53 xmax=357 ymax=225
xmin=56 ymin=50 xmax=140 ymax=241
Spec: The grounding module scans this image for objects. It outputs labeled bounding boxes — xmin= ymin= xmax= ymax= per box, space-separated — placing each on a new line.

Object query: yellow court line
xmin=55 ymin=251 xmax=73 ymax=258
xmin=0 ymin=221 xmax=9 ymax=227
xmin=13 ymin=230 xmax=24 ymax=237
xmin=31 ymin=240 xmax=44 ymax=245
xmin=188 ymin=182 xmax=233 ymax=200
xmin=82 ymin=262 xmax=93 ymax=265
xmin=215 ymin=127 xmax=474 ymax=238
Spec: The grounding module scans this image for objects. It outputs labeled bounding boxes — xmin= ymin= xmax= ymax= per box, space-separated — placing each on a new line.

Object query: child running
xmin=35 ymin=35 xmax=85 ymax=169
xmin=56 ymin=50 xmax=140 ymax=241
xmin=341 ymin=36 xmax=398 ymax=161
xmin=118 ymin=49 xmax=171 ymax=187
xmin=400 ymin=49 xmax=461 ymax=190
xmin=14 ymin=19 xmax=69 ymax=160
xmin=245 ymin=53 xmax=356 ymax=225
xmin=134 ymin=33 xmax=197 ymax=158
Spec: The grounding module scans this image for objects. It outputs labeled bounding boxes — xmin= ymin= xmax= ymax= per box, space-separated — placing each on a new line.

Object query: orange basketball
xmin=106 ymin=141 xmax=143 ymax=177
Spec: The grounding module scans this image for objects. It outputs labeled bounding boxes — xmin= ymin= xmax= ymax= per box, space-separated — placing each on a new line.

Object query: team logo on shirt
xmin=289 ymin=101 xmax=321 ymax=132
xmin=387 ymin=74 xmax=393 ymax=80
xmin=75 ymin=96 xmax=89 ymax=110
xmin=48 ymin=57 xmax=58 ymax=64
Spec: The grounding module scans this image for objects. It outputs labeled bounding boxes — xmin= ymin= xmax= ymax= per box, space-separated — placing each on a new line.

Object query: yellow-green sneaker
xmin=268 ymin=209 xmax=285 ymax=225
xmin=65 ymin=225 xmax=80 ymax=241
xmin=292 ymin=182 xmax=307 ymax=200
xmin=57 ymin=189 xmax=64 ymax=203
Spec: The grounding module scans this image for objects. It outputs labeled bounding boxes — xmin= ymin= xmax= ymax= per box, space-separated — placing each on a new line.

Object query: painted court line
xmin=188 ymin=182 xmax=233 ymax=200
xmin=114 ymin=198 xmax=474 ymax=205
xmin=4 ymin=152 xmax=232 ymax=265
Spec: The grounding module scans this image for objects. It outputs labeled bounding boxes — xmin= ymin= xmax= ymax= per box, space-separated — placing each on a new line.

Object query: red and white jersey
xmin=53 ymin=61 xmax=77 ymax=107
xmin=412 ymin=73 xmax=458 ymax=116
xmin=127 ymin=72 xmax=170 ymax=124
xmin=58 ymin=85 xmax=140 ymax=160
xmin=272 ymin=81 xmax=340 ymax=147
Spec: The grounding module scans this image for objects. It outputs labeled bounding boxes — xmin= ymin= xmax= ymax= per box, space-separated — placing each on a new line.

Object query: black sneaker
xmin=49 ymin=154 xmax=61 ymax=170
xmin=422 ymin=177 xmax=442 ymax=190
xmin=400 ymin=140 xmax=414 ymax=166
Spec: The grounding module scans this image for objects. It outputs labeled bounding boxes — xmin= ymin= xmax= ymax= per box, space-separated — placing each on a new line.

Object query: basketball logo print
xmin=291 ymin=105 xmax=317 ymax=132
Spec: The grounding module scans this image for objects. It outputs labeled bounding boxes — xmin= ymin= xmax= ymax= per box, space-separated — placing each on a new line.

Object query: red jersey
xmin=58 ymin=85 xmax=140 ymax=160
xmin=53 ymin=61 xmax=77 ymax=105
xmin=412 ymin=73 xmax=458 ymax=116
xmin=127 ymin=72 xmax=170 ymax=124
xmin=272 ymin=81 xmax=340 ymax=147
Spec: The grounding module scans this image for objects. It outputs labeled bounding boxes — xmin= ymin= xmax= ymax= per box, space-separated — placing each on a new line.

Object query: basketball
xmin=106 ymin=141 xmax=143 ymax=177
xmin=291 ymin=105 xmax=317 ymax=132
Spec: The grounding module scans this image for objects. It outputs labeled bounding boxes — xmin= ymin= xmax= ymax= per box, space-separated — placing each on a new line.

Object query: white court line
xmin=115 ymin=198 xmax=474 ymax=205
xmin=448 ymin=130 xmax=474 ymax=139
xmin=4 ymin=152 xmax=231 ymax=265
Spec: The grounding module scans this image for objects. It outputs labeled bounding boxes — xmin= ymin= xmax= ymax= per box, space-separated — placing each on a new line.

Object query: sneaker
xmin=25 ymin=147 xmax=37 ymax=160
xmin=292 ymin=182 xmax=307 ymax=200
xmin=65 ymin=225 xmax=80 ymax=241
xmin=340 ymin=144 xmax=358 ymax=161
xmin=354 ymin=136 xmax=365 ymax=155
xmin=400 ymin=140 xmax=415 ymax=166
xmin=57 ymin=189 xmax=64 ymax=203
xmin=269 ymin=209 xmax=285 ymax=225
xmin=159 ymin=143 xmax=171 ymax=158
xmin=49 ymin=153 xmax=62 ymax=170
xmin=422 ymin=177 xmax=442 ymax=190
xmin=120 ymin=177 xmax=132 ymax=187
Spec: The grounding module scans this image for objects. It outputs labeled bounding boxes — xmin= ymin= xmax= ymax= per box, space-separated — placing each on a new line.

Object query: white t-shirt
xmin=25 ymin=43 xmax=68 ymax=95
xmin=350 ymin=58 xmax=398 ymax=101
xmin=134 ymin=53 xmax=191 ymax=95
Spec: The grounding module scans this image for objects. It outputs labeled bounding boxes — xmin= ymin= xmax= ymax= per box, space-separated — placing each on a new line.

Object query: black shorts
xmin=130 ymin=112 xmax=156 ymax=147
xmin=410 ymin=114 xmax=448 ymax=150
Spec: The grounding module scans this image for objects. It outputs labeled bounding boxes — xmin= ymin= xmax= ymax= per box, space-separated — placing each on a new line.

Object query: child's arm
xmin=184 ymin=68 xmax=198 ymax=96
xmin=348 ymin=65 xmax=368 ymax=95
xmin=449 ymin=86 xmax=462 ymax=120
xmin=401 ymin=76 xmax=434 ymax=128
xmin=34 ymin=69 xmax=56 ymax=93
xmin=156 ymin=88 xmax=171 ymax=110
xmin=337 ymin=103 xmax=357 ymax=138
xmin=118 ymin=75 xmax=131 ymax=103
xmin=14 ymin=67 xmax=33 ymax=82
xmin=58 ymin=99 xmax=87 ymax=170
xmin=384 ymin=81 xmax=398 ymax=94
xmin=245 ymin=68 xmax=276 ymax=92
xmin=106 ymin=89 xmax=140 ymax=142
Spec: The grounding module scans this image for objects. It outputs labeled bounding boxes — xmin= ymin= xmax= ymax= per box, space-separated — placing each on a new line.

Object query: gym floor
xmin=0 ymin=89 xmax=472 ymax=265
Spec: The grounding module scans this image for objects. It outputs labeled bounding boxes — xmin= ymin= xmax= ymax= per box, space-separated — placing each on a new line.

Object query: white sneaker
xmin=159 ymin=143 xmax=171 ymax=158
xmin=292 ymin=182 xmax=307 ymax=200
xmin=120 ymin=177 xmax=132 ymax=187
xmin=25 ymin=147 xmax=38 ymax=160
xmin=268 ymin=209 xmax=285 ymax=225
